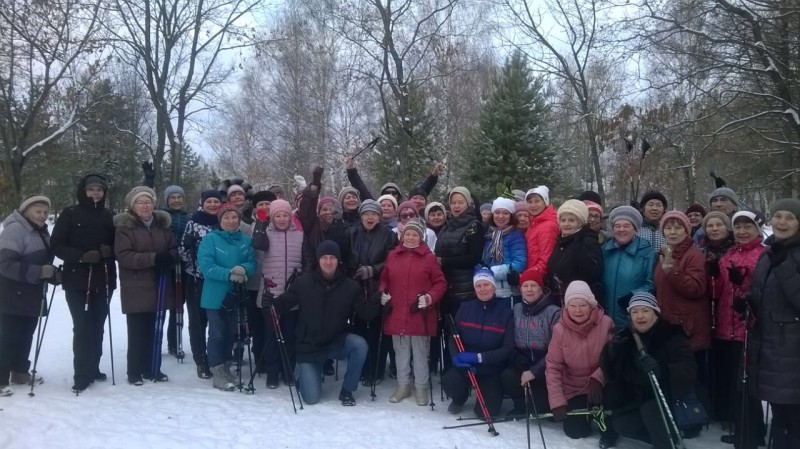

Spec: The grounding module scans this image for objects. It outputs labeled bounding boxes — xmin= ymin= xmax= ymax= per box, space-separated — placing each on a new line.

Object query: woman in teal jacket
xmin=198 ymin=203 xmax=257 ymax=391
xmin=601 ymin=206 xmax=655 ymax=325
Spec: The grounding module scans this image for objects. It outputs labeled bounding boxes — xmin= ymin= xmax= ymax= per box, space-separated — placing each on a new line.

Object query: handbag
xmin=671 ymin=390 xmax=709 ymax=429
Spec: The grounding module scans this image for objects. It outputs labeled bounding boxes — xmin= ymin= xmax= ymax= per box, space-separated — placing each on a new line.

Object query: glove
xmin=80 ymin=250 xmax=102 ymax=264
xmin=728 ymin=264 xmax=745 ymax=286
xmin=417 ymin=294 xmax=432 ymax=309
xmin=293 ymin=175 xmax=307 ymax=191
xmin=506 ymin=268 xmax=520 ymax=287
xmin=520 ymin=370 xmax=535 ymax=386
xmin=380 ymin=292 xmax=391 ymax=306
xmin=258 ymin=290 xmax=274 ymax=309
xmin=354 ymin=266 xmax=373 ymax=280
xmin=256 ymin=209 xmax=269 ymax=222
xmin=99 ymin=245 xmax=114 ymax=259
xmin=49 ymin=269 xmax=62 ymax=286
xmin=732 ymin=293 xmax=752 ymax=318
xmin=141 ymin=161 xmax=155 ymax=184
xmin=155 ymin=251 xmax=175 ymax=267
xmin=638 ymin=354 xmax=661 ymax=378
xmin=551 ymin=406 xmax=568 ymax=421
xmin=659 ymin=245 xmax=674 ymax=272
xmin=490 ymin=264 xmax=509 ymax=281
xmin=617 ymin=292 xmax=634 ymax=312
xmin=40 ymin=264 xmax=57 ymax=279
xmin=587 ymin=378 xmax=603 ymax=405
xmin=312 ymin=166 xmax=324 ymax=186
xmin=453 ymin=352 xmax=479 ymax=368
xmin=229 ymin=271 xmax=247 ymax=284
xmin=705 ymin=259 xmax=720 ymax=277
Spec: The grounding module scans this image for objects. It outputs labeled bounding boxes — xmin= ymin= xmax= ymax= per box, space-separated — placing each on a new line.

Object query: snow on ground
xmin=2 ymin=281 xmax=726 ymax=449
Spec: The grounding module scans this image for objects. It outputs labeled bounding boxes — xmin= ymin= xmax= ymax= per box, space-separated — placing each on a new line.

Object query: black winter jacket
xmin=546 ymin=226 xmax=604 ymax=304
xmin=435 ymin=209 xmax=484 ymax=314
xmin=50 ymin=174 xmax=117 ymax=291
xmin=748 ymin=234 xmax=800 ymax=404
xmin=273 ymin=269 xmax=379 ymax=362
xmin=345 ymin=223 xmax=398 ymax=293
xmin=297 ymin=185 xmax=351 ymax=261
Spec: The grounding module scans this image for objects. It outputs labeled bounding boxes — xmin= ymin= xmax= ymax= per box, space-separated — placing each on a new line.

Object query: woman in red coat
xmin=524 ymin=186 xmax=558 ymax=281
xmin=380 ymin=219 xmax=447 ymax=406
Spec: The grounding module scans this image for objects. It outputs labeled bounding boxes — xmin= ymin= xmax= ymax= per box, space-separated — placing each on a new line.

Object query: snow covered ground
xmin=2 ymin=276 xmax=727 ymax=449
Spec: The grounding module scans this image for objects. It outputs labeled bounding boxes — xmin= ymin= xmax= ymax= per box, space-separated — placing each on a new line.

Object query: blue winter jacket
xmin=451 ymin=297 xmax=514 ymax=375
xmin=197 ymin=228 xmax=257 ymax=310
xmin=480 ymin=228 xmax=527 ymax=299
xmin=601 ymin=236 xmax=656 ymax=326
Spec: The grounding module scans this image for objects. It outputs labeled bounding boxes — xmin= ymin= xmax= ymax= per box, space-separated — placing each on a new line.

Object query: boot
xmin=389 ymin=384 xmax=411 ymax=403
xmin=506 ymin=399 xmax=527 ymax=417
xmin=10 ymin=371 xmax=43 ymax=386
xmin=415 ymin=386 xmax=429 ymax=406
xmin=448 ymin=398 xmax=465 ymax=414
xmin=339 ymin=387 xmax=356 ymax=406
xmin=210 ymin=365 xmax=236 ymax=391
xmin=224 ymin=361 xmax=239 ymax=386
xmin=0 ymin=385 xmax=13 ymax=397
xmin=266 ymin=372 xmax=280 ymax=389
xmin=196 ymin=364 xmax=212 ymax=379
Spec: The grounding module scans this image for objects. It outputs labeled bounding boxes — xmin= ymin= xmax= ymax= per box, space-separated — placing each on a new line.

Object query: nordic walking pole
xmin=739 ymin=305 xmax=751 ymax=449
xmin=29 ymin=281 xmax=57 ymax=397
xmin=104 ymin=264 xmax=115 ymax=385
xmin=151 ymin=273 xmax=167 ymax=380
xmin=76 ymin=266 xmax=93 ymax=396
xmin=174 ymin=264 xmax=184 ymax=363
xmin=525 ymin=382 xmax=547 ymax=449
xmin=446 ymin=315 xmax=498 ymax=436
xmin=524 ymin=383 xmax=532 ymax=449
xmin=269 ymin=304 xmax=302 ymax=412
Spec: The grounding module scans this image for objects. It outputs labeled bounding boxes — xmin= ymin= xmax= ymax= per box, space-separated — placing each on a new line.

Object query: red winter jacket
xmin=654 ymin=237 xmax=711 ymax=351
xmin=380 ymin=243 xmax=447 ymax=336
xmin=524 ymin=205 xmax=558 ymax=278
xmin=714 ymin=237 xmax=764 ymax=342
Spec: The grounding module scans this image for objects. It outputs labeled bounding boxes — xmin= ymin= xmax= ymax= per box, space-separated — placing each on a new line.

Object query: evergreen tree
xmin=466 ymin=51 xmax=558 ymax=200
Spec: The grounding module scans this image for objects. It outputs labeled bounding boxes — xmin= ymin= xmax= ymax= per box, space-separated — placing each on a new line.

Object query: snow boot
xmin=0 ymin=385 xmax=13 ymax=397
xmin=127 ymin=374 xmax=144 ymax=386
xmin=196 ymin=364 xmax=212 ymax=379
xmin=71 ymin=380 xmax=91 ymax=393
xmin=415 ymin=386 xmax=429 ymax=406
xmin=506 ymin=400 xmax=527 ymax=417
xmin=448 ymin=399 xmax=465 ymax=414
xmin=210 ymin=365 xmax=236 ymax=391
xmin=339 ymin=387 xmax=356 ymax=406
xmin=266 ymin=372 xmax=280 ymax=389
xmin=93 ymin=372 xmax=108 ymax=382
xmin=390 ymin=384 xmax=411 ymax=403
xmin=10 ymin=371 xmax=43 ymax=386
xmin=143 ymin=371 xmax=168 ymax=382
xmin=598 ymin=432 xmax=618 ymax=448
xmin=224 ymin=361 xmax=238 ymax=385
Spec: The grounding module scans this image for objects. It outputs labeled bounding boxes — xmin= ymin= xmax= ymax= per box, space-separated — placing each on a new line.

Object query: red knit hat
xmin=519 ymin=269 xmax=544 ymax=287
xmin=660 ymin=210 xmax=691 ymax=235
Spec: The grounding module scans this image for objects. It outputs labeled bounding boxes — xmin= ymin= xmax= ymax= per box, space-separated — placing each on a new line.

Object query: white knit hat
xmin=491 ymin=197 xmax=516 ymax=214
xmin=557 ymin=199 xmax=589 ymax=225
xmin=525 ymin=186 xmax=550 ymax=206
xmin=377 ymin=194 xmax=398 ymax=210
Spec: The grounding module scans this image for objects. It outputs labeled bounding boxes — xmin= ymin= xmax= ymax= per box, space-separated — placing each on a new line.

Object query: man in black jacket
xmin=263 ymin=240 xmax=379 ymax=406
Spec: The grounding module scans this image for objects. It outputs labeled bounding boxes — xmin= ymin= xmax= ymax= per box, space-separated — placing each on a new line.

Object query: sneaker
xmin=10 ymin=371 xmax=43 ymax=386
xmin=196 ymin=365 xmax=212 ymax=379
xmin=210 ymin=365 xmax=236 ymax=391
xmin=128 ymin=375 xmax=144 ymax=386
xmin=389 ymin=384 xmax=411 ymax=403
xmin=266 ymin=373 xmax=280 ymax=390
xmin=448 ymin=399 xmax=465 ymax=414
xmin=414 ymin=387 xmax=429 ymax=406
xmin=0 ymin=385 xmax=13 ymax=397
xmin=323 ymin=360 xmax=335 ymax=376
xmin=94 ymin=372 xmax=108 ymax=382
xmin=339 ymin=388 xmax=356 ymax=406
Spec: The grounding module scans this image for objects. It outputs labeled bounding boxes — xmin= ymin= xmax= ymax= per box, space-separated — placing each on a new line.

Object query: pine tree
xmin=466 ymin=51 xmax=558 ymax=200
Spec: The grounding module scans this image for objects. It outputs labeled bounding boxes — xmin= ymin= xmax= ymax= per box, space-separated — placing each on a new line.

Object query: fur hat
xmin=526 ymin=186 xmax=550 ymax=206
xmin=627 ymin=291 xmax=660 ymax=314
xmin=732 ymin=209 xmax=766 ymax=231
xmin=473 ymin=267 xmax=496 ymax=288
xmin=770 ymin=198 xmax=800 ymax=220
xmin=403 ymin=218 xmax=427 ymax=240
xmin=164 ymin=185 xmax=184 ymax=203
xmin=269 ymin=199 xmax=292 ymax=217
xmin=640 ymin=190 xmax=668 ymax=209
xmin=557 ymin=199 xmax=589 ymax=225
xmin=519 ymin=269 xmax=544 ymax=288
xmin=338 ymin=187 xmax=360 ymax=207
xmin=377 ymin=194 xmax=398 ymax=210
xmin=702 ymin=211 xmax=733 ymax=232
xmin=217 ymin=202 xmax=241 ymax=221
xmin=268 ymin=185 xmax=285 ymax=197
xmin=685 ymin=203 xmax=708 ymax=217
xmin=359 ymin=199 xmax=382 ymax=216
xmin=660 ymin=210 xmax=692 ymax=235
xmin=448 ymin=187 xmax=474 ymax=207
xmin=564 ymin=280 xmax=597 ymax=308
xmin=19 ymin=194 xmax=51 ymax=213
xmin=316 ymin=240 xmax=341 ymax=260
xmin=491 ymin=197 xmax=516 ymax=214
xmin=424 ymin=202 xmax=445 ymax=221
xmin=609 ymin=205 xmax=643 ymax=230
xmin=709 ymin=187 xmax=738 ymax=206
xmin=125 ymin=186 xmax=157 ymax=210
xmin=252 ymin=190 xmax=277 ymax=206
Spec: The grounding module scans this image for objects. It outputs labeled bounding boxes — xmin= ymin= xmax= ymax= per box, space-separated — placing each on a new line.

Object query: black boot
xmin=196 ymin=364 xmax=212 ymax=379
xmin=339 ymin=388 xmax=356 ymax=406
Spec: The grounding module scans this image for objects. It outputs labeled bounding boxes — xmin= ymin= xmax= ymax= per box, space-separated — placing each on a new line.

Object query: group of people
xmin=1 ymin=159 xmax=799 ymax=449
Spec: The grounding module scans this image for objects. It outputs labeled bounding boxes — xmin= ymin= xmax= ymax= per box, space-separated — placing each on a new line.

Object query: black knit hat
xmin=252 ymin=190 xmax=277 ymax=205
xmin=84 ymin=174 xmax=108 ymax=190
xmin=316 ymin=240 xmax=341 ymax=260
xmin=201 ymin=189 xmax=222 ymax=203
xmin=576 ymin=190 xmax=602 ymax=206
xmin=640 ymin=190 xmax=668 ymax=209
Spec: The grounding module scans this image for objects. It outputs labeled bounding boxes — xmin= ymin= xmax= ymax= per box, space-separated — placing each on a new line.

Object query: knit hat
xmin=424 ymin=202 xmax=445 ymax=221
xmin=770 ymin=198 xmax=800 ymax=220
xmin=217 ymin=202 xmax=241 ymax=221
xmin=512 ymin=189 xmax=526 ymax=201
xmin=19 ymin=194 xmax=51 ymax=213
xmin=408 ymin=186 xmax=427 ymax=199
xmin=316 ymin=240 xmax=341 ymax=260
xmin=377 ymin=194 xmax=398 ymax=210
xmin=519 ymin=269 xmax=544 ymax=288
xmin=576 ymin=190 xmax=603 ymax=206
xmin=83 ymin=174 xmax=107 ymax=190
xmin=660 ymin=210 xmax=691 ymax=235
xmin=359 ymin=199 xmax=382 ymax=216
xmin=227 ymin=184 xmax=246 ymax=197
xmin=201 ymin=189 xmax=223 ymax=203
xmin=491 ymin=197 xmax=516 ymax=214
xmin=268 ymin=185 xmax=285 ymax=197
xmin=403 ymin=219 xmax=427 ymax=240
xmin=396 ymin=200 xmax=417 ymax=217
xmin=125 ymin=186 xmax=157 ymax=209
xmin=526 ymin=186 xmax=550 ymax=206
xmin=564 ymin=280 xmax=598 ymax=308
xmin=609 ymin=205 xmax=643 ymax=230
xmin=685 ymin=203 xmax=707 ymax=217
xmin=338 ymin=187 xmax=360 ymax=206
xmin=557 ymin=199 xmax=589 ymax=225
xmin=252 ymin=190 xmax=277 ymax=206
xmin=479 ymin=203 xmax=492 ymax=213
xmin=164 ymin=185 xmax=184 ymax=203
xmin=732 ymin=209 xmax=766 ymax=231
xmin=640 ymin=190 xmax=668 ymax=209
xmin=270 ymin=199 xmax=292 ymax=217
xmin=448 ymin=186 xmax=473 ymax=207
xmin=317 ymin=197 xmax=336 ymax=215
xmin=380 ymin=182 xmax=402 ymax=197
xmin=473 ymin=267 xmax=496 ymax=288
xmin=709 ymin=187 xmax=738 ymax=206
xmin=627 ymin=291 xmax=660 ymax=314
xmin=702 ymin=211 xmax=733 ymax=232
xmin=584 ymin=200 xmax=603 ymax=216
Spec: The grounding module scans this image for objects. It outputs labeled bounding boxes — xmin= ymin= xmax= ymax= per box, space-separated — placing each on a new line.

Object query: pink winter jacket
xmin=524 ymin=205 xmax=558 ymax=279
xmin=258 ymin=221 xmax=304 ymax=295
xmin=545 ymin=307 xmax=614 ymax=409
xmin=713 ymin=237 xmax=764 ymax=342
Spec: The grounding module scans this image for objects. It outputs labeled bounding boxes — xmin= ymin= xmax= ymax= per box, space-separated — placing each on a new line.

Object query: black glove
xmin=80 ymin=250 xmax=102 ymax=264
xmin=506 ymin=268 xmax=520 ymax=287
xmin=312 ymin=166 xmax=324 ymax=186
xmin=617 ymin=292 xmax=634 ymax=311
xmin=354 ymin=266 xmax=373 ymax=280
xmin=727 ymin=264 xmax=745 ymax=285
xmin=551 ymin=406 xmax=568 ymax=421
xmin=49 ymin=269 xmax=63 ymax=286
xmin=258 ymin=290 xmax=275 ymax=309
xmin=141 ymin=161 xmax=155 ymax=185
xmin=155 ymin=251 xmax=175 ymax=267
xmin=99 ymin=244 xmax=114 ymax=259
xmin=732 ymin=293 xmax=752 ymax=318
xmin=705 ymin=259 xmax=720 ymax=277
xmin=638 ymin=354 xmax=661 ymax=378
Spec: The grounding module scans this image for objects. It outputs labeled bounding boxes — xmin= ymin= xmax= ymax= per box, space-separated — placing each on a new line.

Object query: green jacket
xmin=197 ymin=229 xmax=257 ymax=309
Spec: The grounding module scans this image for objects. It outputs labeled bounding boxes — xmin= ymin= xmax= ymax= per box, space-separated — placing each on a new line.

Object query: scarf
xmin=486 ymin=225 xmax=513 ymax=263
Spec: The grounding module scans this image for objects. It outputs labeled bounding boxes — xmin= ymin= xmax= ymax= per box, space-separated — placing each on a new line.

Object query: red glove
xmin=587 ymin=378 xmax=603 ymax=405
xmin=551 ymin=406 xmax=568 ymax=421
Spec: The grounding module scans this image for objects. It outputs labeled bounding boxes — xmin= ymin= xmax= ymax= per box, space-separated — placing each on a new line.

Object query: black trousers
xmin=166 ymin=271 xmax=186 ymax=351
xmin=770 ymin=403 xmax=800 ymax=449
xmin=126 ymin=312 xmax=165 ymax=377
xmin=442 ymin=367 xmax=504 ymax=417
xmin=65 ymin=289 xmax=109 ymax=386
xmin=500 ymin=365 xmax=549 ymax=412
xmin=353 ymin=314 xmax=392 ymax=382
xmin=186 ymin=276 xmax=208 ymax=367
xmin=245 ymin=290 xmax=265 ymax=373
xmin=713 ymin=340 xmax=765 ymax=448
xmin=612 ymin=399 xmax=674 ymax=449
xmin=0 ymin=314 xmax=38 ymax=386
xmin=261 ymin=307 xmax=298 ymax=377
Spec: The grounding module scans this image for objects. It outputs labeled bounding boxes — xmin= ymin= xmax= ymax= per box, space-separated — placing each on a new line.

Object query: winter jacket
xmin=748 ymin=234 xmax=800 ymax=404
xmin=50 ymin=174 xmax=117 ymax=292
xmin=602 ymin=236 xmax=656 ymax=326
xmin=254 ymin=220 xmax=312 ymax=295
xmin=0 ymin=211 xmax=54 ymax=316
xmin=601 ymin=319 xmax=696 ymax=414
xmin=197 ymin=228 xmax=257 ymax=310
xmin=636 ymin=220 xmax=666 ymax=255
xmin=510 ymin=294 xmax=560 ymax=378
xmin=114 ymin=210 xmax=178 ymax=314
xmin=393 ymin=226 xmax=437 ymax=252
xmin=545 ymin=307 xmax=613 ymax=409
xmin=179 ymin=210 xmax=218 ymax=278
xmin=297 ymin=185 xmax=351 ymax=261
xmin=164 ymin=207 xmax=190 ymax=245
xmin=481 ymin=227 xmax=527 ymax=299
xmin=714 ymin=237 xmax=764 ymax=342
xmin=273 ymin=268 xmax=380 ymax=363
xmin=435 ymin=209 xmax=484 ymax=313
xmin=345 ymin=223 xmax=398 ymax=296
xmin=450 ymin=297 xmax=514 ymax=375
xmin=379 ymin=243 xmax=447 ymax=337
xmin=341 ymin=210 xmax=361 ymax=229
xmin=546 ymin=226 xmax=604 ymax=304
xmin=524 ymin=205 xmax=558 ymax=279
xmin=654 ymin=237 xmax=711 ymax=351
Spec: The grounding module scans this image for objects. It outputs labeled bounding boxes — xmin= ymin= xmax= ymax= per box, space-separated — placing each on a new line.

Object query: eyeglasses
xmin=385 ymin=190 xmax=399 ymax=196
xmin=134 ymin=200 xmax=153 ymax=206
xmin=399 ymin=213 xmax=416 ymax=219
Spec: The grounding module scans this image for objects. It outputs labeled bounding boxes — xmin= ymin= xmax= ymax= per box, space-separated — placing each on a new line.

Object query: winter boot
xmin=196 ymin=364 xmax=212 ymax=379
xmin=339 ymin=387 xmax=356 ymax=406
xmin=448 ymin=398 xmax=465 ymax=414
xmin=143 ymin=371 xmax=169 ymax=382
xmin=127 ymin=374 xmax=144 ymax=386
xmin=93 ymin=372 xmax=108 ymax=382
xmin=210 ymin=365 xmax=236 ymax=391
xmin=415 ymin=386 xmax=429 ymax=406
xmin=323 ymin=359 xmax=335 ymax=376
xmin=0 ymin=385 xmax=13 ymax=397
xmin=389 ymin=384 xmax=411 ymax=403
xmin=266 ymin=372 xmax=280 ymax=389
xmin=10 ymin=371 xmax=43 ymax=386
xmin=224 ymin=361 xmax=239 ymax=387
xmin=598 ymin=432 xmax=618 ymax=448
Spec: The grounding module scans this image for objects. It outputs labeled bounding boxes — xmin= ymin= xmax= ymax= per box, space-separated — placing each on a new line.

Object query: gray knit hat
xmin=479 ymin=203 xmax=492 ymax=213
xmin=338 ymin=187 xmax=360 ymax=207
xmin=709 ymin=187 xmax=738 ymax=206
xmin=19 ymin=194 xmax=51 ymax=213
xmin=164 ymin=185 xmax=184 ymax=203
xmin=358 ymin=199 xmax=382 ymax=216
xmin=403 ymin=218 xmax=427 ymax=240
xmin=627 ymin=291 xmax=660 ymax=314
xmin=609 ymin=205 xmax=643 ymax=230
xmin=770 ymin=198 xmax=800 ymax=219
xmin=702 ymin=211 xmax=733 ymax=232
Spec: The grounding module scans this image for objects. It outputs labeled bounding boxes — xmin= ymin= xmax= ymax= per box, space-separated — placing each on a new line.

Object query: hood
xmin=380 ymin=182 xmax=402 ymax=199
xmin=113 ymin=209 xmax=172 ymax=229
xmin=75 ymin=174 xmax=108 ymax=209
xmin=2 ymin=209 xmax=40 ymax=233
